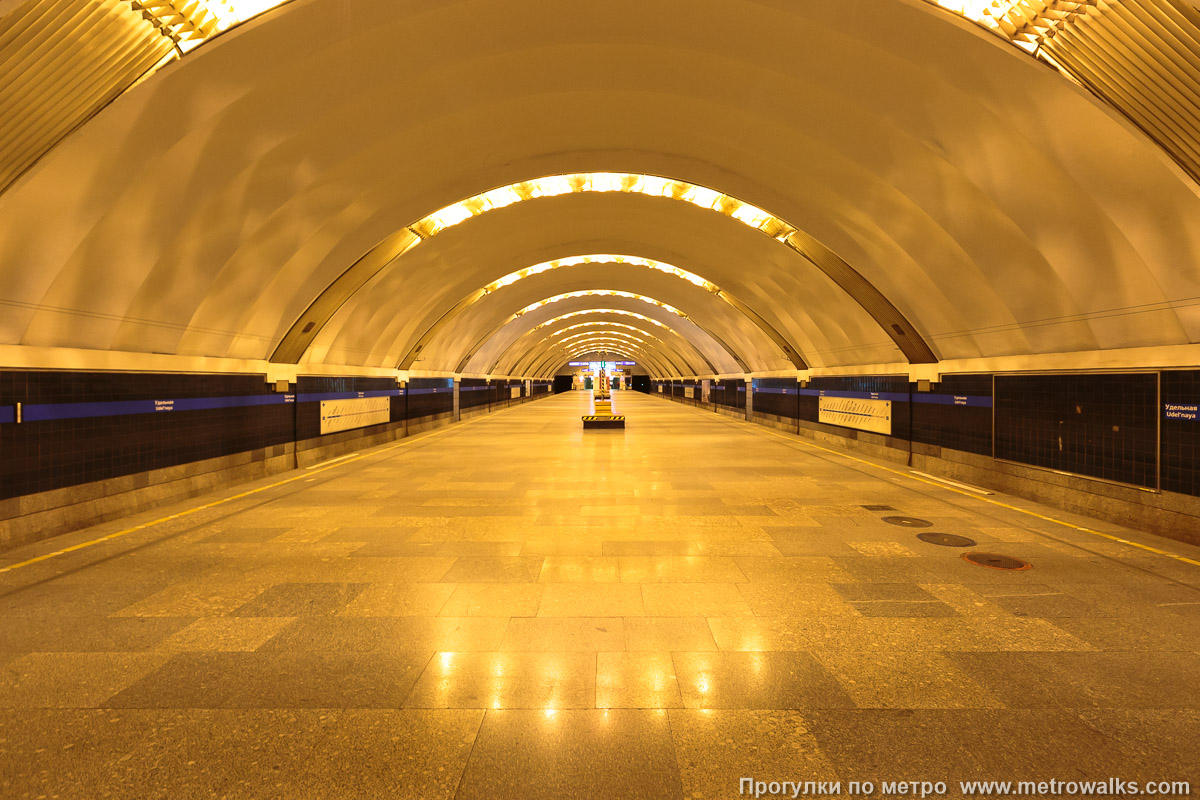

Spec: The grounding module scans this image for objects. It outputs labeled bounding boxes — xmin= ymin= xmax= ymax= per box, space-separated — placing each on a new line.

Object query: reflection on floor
xmin=1 ymin=391 xmax=1198 ymax=799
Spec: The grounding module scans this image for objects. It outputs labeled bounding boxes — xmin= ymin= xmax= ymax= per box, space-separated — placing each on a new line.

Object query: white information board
xmin=684 ymin=387 xmax=695 ymax=398
xmin=320 ymin=396 xmax=390 ymax=434
xmin=818 ymin=396 xmax=892 ymax=435
xmin=510 ymin=387 xmax=521 ymax=399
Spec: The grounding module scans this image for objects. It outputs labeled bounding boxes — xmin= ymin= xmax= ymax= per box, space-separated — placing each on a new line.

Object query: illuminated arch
xmin=492 ymin=309 xmax=719 ymax=375
xmin=545 ymin=344 xmax=666 ymax=379
xmin=454 ymin=290 xmax=750 ymax=373
xmin=534 ymin=334 xmax=684 ymax=377
xmin=395 ymin=253 xmax=807 ymax=370
xmin=545 ymin=347 xmax=655 ymax=378
xmin=269 ymin=173 xmax=935 ymax=366
xmin=511 ymin=328 xmax=692 ymax=378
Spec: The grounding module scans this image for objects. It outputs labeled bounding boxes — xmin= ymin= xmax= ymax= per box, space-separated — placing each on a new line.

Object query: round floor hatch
xmin=881 ymin=515 xmax=933 ymax=528
xmin=963 ymin=552 xmax=1031 ymax=571
xmin=917 ymin=532 xmax=976 ymax=548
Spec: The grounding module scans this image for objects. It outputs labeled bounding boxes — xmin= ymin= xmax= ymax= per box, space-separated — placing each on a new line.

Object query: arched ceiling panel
xmin=304 ymin=195 xmax=907 ymax=373
xmin=495 ymin=311 xmax=717 ymax=377
xmin=552 ymin=348 xmax=654 ymax=378
xmin=453 ymin=294 xmax=741 ymax=376
xmin=514 ymin=329 xmax=688 ymax=379
xmin=534 ymin=337 xmax=675 ymax=379
xmin=314 ymin=249 xmax=792 ymax=374
xmin=445 ymin=279 xmax=757 ymax=375
xmin=1 ymin=0 xmax=1197 ymax=376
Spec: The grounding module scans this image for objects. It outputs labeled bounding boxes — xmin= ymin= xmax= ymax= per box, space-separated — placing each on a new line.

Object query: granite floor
xmin=1 ymin=391 xmax=1198 ymax=799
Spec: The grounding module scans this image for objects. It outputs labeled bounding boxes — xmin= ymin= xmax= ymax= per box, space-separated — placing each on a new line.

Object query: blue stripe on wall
xmin=22 ymin=393 xmax=297 ymax=422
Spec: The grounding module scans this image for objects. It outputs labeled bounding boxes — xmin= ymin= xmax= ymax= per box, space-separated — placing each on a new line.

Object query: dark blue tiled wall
xmin=751 ymin=377 xmax=798 ymax=418
xmin=911 ymin=374 xmax=993 ymax=456
xmin=1160 ymin=370 xmax=1199 ymax=496
xmin=995 ymin=373 xmax=1158 ymax=488
xmin=0 ymin=371 xmax=291 ymax=501
xmin=407 ymin=377 xmax=454 ymax=418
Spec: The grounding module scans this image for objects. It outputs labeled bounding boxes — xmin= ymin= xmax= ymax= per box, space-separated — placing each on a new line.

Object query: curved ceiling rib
xmin=452 ymin=289 xmax=751 ymax=374
xmin=493 ymin=310 xmax=721 ymax=376
xmin=509 ymin=326 xmax=695 ymax=377
xmin=395 ymin=254 xmax=808 ymax=370
xmin=268 ymin=173 xmax=935 ymax=367
xmin=527 ymin=333 xmax=685 ymax=377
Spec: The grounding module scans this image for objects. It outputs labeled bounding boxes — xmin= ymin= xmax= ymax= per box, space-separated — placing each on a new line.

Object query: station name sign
xmin=1164 ymin=403 xmax=1198 ymax=420
xmin=568 ymin=361 xmax=636 ymax=366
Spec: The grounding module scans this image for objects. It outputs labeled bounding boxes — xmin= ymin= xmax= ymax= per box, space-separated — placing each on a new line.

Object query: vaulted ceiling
xmin=1 ymin=0 xmax=1198 ymax=378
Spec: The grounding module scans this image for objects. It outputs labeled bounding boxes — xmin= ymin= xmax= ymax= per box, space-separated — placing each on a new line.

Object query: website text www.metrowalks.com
xmin=739 ymin=777 xmax=1192 ymax=798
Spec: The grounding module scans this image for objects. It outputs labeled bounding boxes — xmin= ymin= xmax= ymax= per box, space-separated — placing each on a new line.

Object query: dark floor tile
xmin=201 ymin=527 xmax=291 ymax=544
xmin=231 ymin=582 xmax=368 ymax=616
xmin=805 ymin=709 xmax=1134 ymax=785
xmin=258 ymin=616 xmax=507 ymax=653
xmin=833 ymin=583 xmax=939 ymax=602
xmin=947 ymin=652 xmax=1200 ymax=709
xmin=852 ymin=600 xmax=958 ymax=618
xmin=103 ymin=651 xmax=433 ymax=709
xmin=0 ymin=616 xmax=192 ymax=653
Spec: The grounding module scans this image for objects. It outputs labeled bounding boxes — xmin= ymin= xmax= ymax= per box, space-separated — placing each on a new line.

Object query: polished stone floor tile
xmin=500 ymin=617 xmax=626 ymax=652
xmin=406 ymin=651 xmax=596 ymax=709
xmin=618 ymin=555 xmax=748 ymax=583
xmin=624 ymin=617 xmax=718 ymax=651
xmin=814 ymin=650 xmax=1004 ymax=709
xmin=707 ymin=616 xmax=862 ymax=652
xmin=0 ymin=616 xmax=193 ymax=653
xmin=537 ymin=556 xmax=620 ymax=582
xmin=455 ymin=709 xmax=683 ymax=800
xmin=0 ymin=708 xmax=483 ymax=800
xmin=231 ymin=582 xmax=368 ymax=616
xmin=537 ymin=583 xmax=644 ymax=617
xmin=156 ymin=617 xmax=293 ymax=652
xmin=738 ymin=582 xmax=860 ymax=617
xmin=734 ymin=556 xmax=857 ymax=584
xmin=439 ymin=583 xmax=543 ymax=617
xmin=672 ymin=651 xmax=854 ymax=709
xmin=440 ymin=556 xmax=545 ymax=583
xmin=259 ymin=616 xmax=508 ymax=653
xmin=520 ymin=538 xmax=607 ymax=556
xmin=0 ymin=653 xmax=172 ymax=708
xmin=596 ymin=652 xmax=682 ymax=709
xmin=103 ymin=650 xmax=433 ymax=709
xmin=804 ymin=709 xmax=1148 ymax=786
xmin=339 ymin=582 xmax=456 ymax=616
xmin=201 ymin=526 xmax=292 ymax=544
xmin=947 ymin=651 xmax=1200 ymax=709
xmin=113 ymin=579 xmax=271 ymax=617
xmin=669 ymin=710 xmax=838 ymax=796
xmin=641 ymin=583 xmax=754 ymax=617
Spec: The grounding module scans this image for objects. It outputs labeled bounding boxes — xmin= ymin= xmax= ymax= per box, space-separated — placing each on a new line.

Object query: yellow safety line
xmin=663 ymin=397 xmax=1200 ymax=569
xmin=0 ymin=402 xmax=525 ymax=575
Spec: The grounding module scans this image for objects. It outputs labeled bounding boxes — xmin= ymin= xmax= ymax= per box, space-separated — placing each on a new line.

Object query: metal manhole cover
xmin=861 ymin=504 xmax=895 ymax=511
xmin=881 ymin=516 xmax=933 ymax=528
xmin=917 ymin=532 xmax=977 ymax=548
xmin=963 ymin=552 xmax=1031 ymax=571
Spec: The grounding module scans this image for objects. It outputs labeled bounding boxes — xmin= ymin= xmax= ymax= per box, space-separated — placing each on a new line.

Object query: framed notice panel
xmin=818 ymin=396 xmax=892 ymax=435
xmin=320 ymin=396 xmax=390 ymax=434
